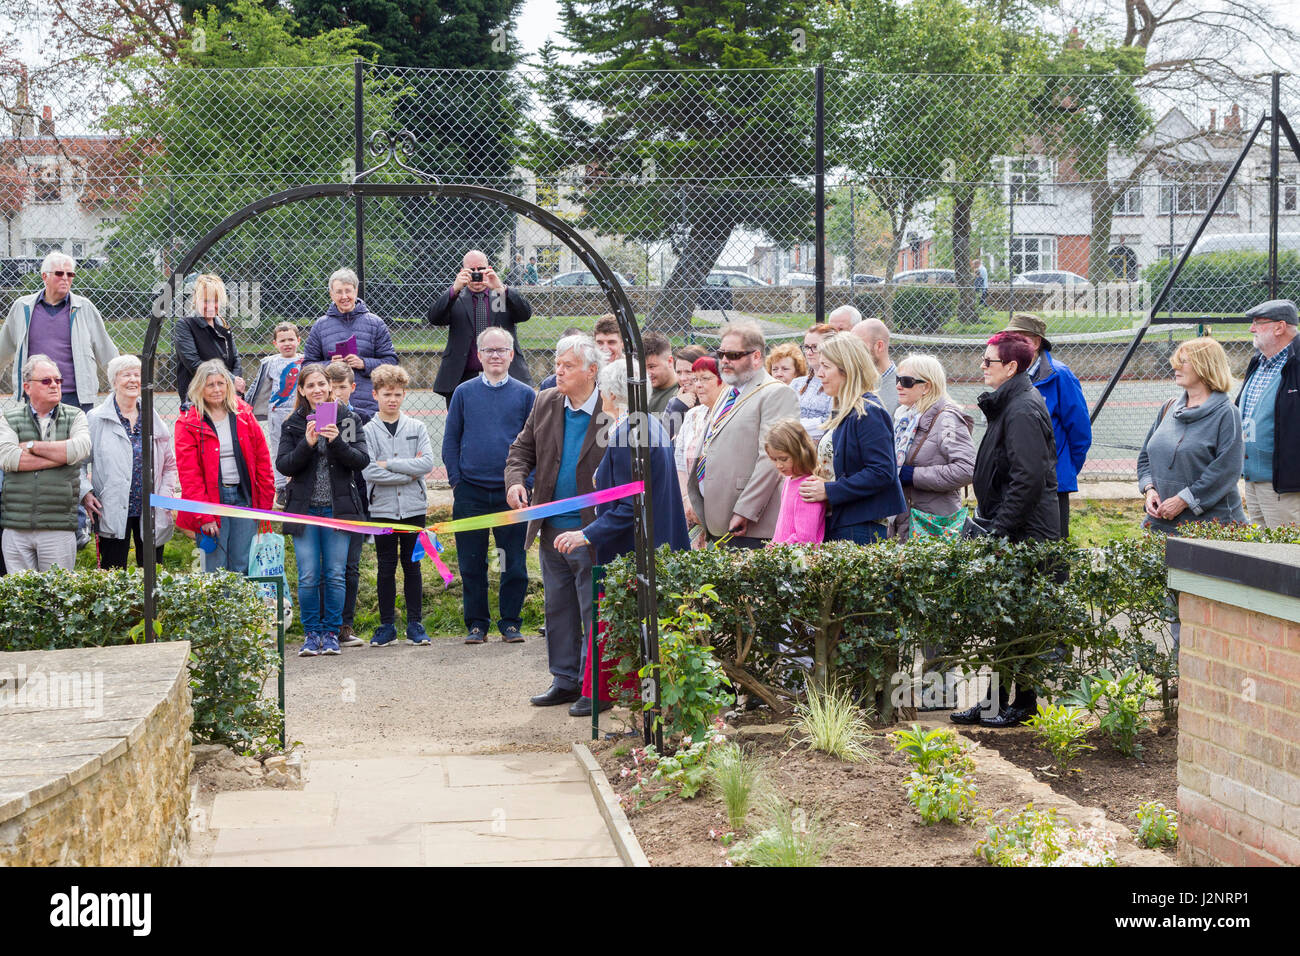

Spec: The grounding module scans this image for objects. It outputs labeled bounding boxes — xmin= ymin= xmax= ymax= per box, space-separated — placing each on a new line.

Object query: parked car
xmin=1011 ymin=269 xmax=1092 ymax=288
xmin=0 ymin=257 xmax=42 ymax=288
xmin=850 ymin=273 xmax=884 ymax=284
xmin=784 ymin=272 xmax=818 ymax=286
xmin=891 ymin=268 xmax=957 ymax=286
xmin=698 ymin=269 xmax=766 ymax=309
xmin=537 ymin=270 xmax=636 ymax=287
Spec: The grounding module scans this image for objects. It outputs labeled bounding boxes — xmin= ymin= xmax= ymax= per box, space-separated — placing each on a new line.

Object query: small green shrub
xmin=976 ymin=805 xmax=1117 ymax=867
xmin=624 ymin=734 xmax=722 ymax=806
xmin=728 ymin=796 xmax=839 ymax=867
xmin=638 ymin=585 xmax=733 ymax=741
xmin=1143 ymin=250 xmax=1300 ymax=315
xmin=891 ymin=286 xmax=959 ymax=333
xmin=906 ymin=769 xmax=978 ymax=825
xmin=708 ymin=742 xmax=769 ymax=831
xmin=795 ymin=681 xmax=876 ymax=762
xmin=1134 ymin=801 xmax=1179 ymax=848
xmin=891 ymin=723 xmax=973 ymax=775
xmin=0 ymin=568 xmax=280 ymax=754
xmin=1062 ymin=667 xmax=1158 ymax=757
xmin=1025 ymin=702 xmax=1095 ymax=771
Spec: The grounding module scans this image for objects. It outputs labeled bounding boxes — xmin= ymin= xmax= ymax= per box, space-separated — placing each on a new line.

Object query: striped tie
xmin=694 ymin=387 xmax=739 ymax=482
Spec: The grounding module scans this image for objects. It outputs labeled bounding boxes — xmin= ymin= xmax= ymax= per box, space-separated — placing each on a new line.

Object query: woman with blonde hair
xmin=1137 ymin=336 xmax=1244 ymax=532
xmin=798 ymin=333 xmax=905 ymax=543
xmin=173 ymin=272 xmax=244 ymax=406
xmin=890 ymin=353 xmax=976 ymax=538
xmin=765 ymin=342 xmax=806 ymax=385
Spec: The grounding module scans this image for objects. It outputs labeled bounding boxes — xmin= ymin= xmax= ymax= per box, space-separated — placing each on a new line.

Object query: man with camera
xmin=429 ymin=250 xmax=533 ymax=405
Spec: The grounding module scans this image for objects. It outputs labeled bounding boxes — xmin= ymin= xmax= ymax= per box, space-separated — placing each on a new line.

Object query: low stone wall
xmin=0 ymin=642 xmax=193 ymax=866
xmin=1167 ymin=539 xmax=1300 ymax=866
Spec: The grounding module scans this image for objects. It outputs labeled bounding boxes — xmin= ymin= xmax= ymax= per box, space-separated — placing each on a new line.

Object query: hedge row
xmin=1142 ymin=250 xmax=1300 ymax=315
xmin=600 ymin=535 xmax=1173 ymax=718
xmin=0 ymin=569 xmax=281 ymax=755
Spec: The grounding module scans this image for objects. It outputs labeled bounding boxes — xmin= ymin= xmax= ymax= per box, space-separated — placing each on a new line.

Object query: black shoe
xmin=950 ymin=702 xmax=988 ymax=725
xmin=530 ymin=683 xmax=581 ymax=707
xmin=982 ymin=704 xmax=1035 ymax=728
xmin=568 ymin=696 xmax=614 ymax=717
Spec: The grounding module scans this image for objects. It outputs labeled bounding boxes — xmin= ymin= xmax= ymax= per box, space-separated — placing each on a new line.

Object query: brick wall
xmin=1177 ymin=592 xmax=1300 ymax=866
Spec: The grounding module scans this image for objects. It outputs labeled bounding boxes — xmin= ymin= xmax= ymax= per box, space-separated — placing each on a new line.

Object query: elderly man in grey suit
xmin=687 ymin=321 xmax=800 ymax=548
xmin=852 ymin=316 xmax=898 ymax=418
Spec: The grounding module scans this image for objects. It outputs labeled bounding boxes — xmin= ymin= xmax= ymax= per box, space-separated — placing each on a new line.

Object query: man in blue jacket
xmin=1002 ymin=314 xmax=1091 ymax=538
xmin=302 ymin=268 xmax=399 ymax=419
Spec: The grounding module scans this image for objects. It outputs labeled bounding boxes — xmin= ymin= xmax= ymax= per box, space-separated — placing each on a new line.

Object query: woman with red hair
xmin=951 ymin=330 xmax=1060 ymax=729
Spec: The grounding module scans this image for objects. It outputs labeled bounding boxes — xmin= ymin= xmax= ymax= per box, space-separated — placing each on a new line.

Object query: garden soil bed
xmin=967 ymin=721 xmax=1179 ymax=857
xmin=590 ymin=719 xmax=1041 ymax=867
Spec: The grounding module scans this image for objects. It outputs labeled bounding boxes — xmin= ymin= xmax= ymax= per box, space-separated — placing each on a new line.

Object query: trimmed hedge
xmin=600 ymin=536 xmax=1173 ymax=718
xmin=0 ymin=568 xmax=281 ymax=755
xmin=1142 ymin=250 xmax=1300 ymax=315
xmin=890 ymin=286 xmax=959 ymax=333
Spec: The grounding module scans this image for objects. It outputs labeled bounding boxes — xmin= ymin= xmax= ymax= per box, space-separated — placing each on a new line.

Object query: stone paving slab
xmin=304 ymin=757 xmax=446 ymax=793
xmin=464 ymin=856 xmax=624 ymax=867
xmin=333 ymin=780 xmax=596 ymax=827
xmin=423 ymin=815 xmax=614 ymax=864
xmin=209 ymin=791 xmax=337 ymax=829
xmin=442 ymin=753 xmax=587 ymax=787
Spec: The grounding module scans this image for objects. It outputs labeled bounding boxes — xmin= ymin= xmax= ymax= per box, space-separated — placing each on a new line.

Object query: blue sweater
xmin=442 ymin=375 xmax=535 ymax=489
xmin=549 ymin=407 xmax=589 ymax=529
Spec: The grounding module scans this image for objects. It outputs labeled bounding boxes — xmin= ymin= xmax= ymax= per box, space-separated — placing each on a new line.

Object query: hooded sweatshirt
xmin=1137 ymin=390 xmax=1245 ymax=532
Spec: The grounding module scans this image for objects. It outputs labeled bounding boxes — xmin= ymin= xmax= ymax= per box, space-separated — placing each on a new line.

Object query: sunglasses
xmin=50 ymin=271 xmax=75 ymax=278
xmin=715 ymin=349 xmax=756 ymax=361
xmin=896 ymin=376 xmax=928 ymax=388
xmin=981 ymin=357 xmax=1006 ymax=368
xmin=29 ymin=376 xmax=63 ymax=386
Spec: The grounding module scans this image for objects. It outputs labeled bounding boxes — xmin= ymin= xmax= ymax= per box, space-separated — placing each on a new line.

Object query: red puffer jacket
xmin=173 ymin=400 xmax=275 ymax=533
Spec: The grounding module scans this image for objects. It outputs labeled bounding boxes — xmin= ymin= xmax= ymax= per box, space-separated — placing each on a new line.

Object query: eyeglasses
xmin=980 ymin=357 xmax=1006 ymax=368
xmin=50 ymin=271 xmax=74 ymax=278
xmin=29 ymin=376 xmax=63 ymax=386
xmin=896 ymin=376 xmax=928 ymax=388
xmin=800 ymin=344 xmax=820 ymax=354
xmin=716 ymin=349 xmax=756 ymax=361
xmin=480 ymin=348 xmax=511 ymax=357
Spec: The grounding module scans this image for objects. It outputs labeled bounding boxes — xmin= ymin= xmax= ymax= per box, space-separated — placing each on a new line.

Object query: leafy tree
xmin=826 ymin=185 xmax=896 ymax=279
xmin=528 ymin=1 xmax=815 ymax=333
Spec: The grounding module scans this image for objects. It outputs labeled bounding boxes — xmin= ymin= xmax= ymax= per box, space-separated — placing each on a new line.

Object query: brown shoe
xmin=337 ymin=625 xmax=365 ymax=648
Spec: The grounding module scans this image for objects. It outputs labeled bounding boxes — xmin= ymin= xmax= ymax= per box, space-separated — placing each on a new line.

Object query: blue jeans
xmin=205 ymin=485 xmax=255 ymax=574
xmin=294 ymin=506 xmax=350 ymax=634
xmin=829 ymin=521 xmax=887 ymax=545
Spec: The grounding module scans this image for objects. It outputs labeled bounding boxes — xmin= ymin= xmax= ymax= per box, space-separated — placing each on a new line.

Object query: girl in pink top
xmin=765 ymin=419 xmax=826 ymax=544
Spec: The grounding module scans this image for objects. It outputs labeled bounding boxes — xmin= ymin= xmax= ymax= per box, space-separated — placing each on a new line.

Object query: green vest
xmin=1 ymin=404 xmax=81 ymax=532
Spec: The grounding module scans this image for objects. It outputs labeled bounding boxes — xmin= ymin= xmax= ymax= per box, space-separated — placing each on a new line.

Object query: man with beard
xmin=687 ymin=321 xmax=799 ymax=548
xmin=1237 ymin=299 xmax=1300 ymax=527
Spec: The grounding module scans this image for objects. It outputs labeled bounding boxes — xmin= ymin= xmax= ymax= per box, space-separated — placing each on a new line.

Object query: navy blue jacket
xmin=824 ymin=393 xmax=907 ymax=535
xmin=584 ymin=416 xmax=690 ymax=565
xmin=303 ymin=299 xmax=398 ymax=417
xmin=1031 ymin=351 xmax=1091 ymax=494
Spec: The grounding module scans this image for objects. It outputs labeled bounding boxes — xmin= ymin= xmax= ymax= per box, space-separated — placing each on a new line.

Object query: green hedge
xmin=1142 ymin=250 xmax=1300 ymax=315
xmin=889 ymin=286 xmax=959 ymax=333
xmin=0 ymin=568 xmax=281 ymax=755
xmin=600 ymin=536 xmax=1173 ymax=718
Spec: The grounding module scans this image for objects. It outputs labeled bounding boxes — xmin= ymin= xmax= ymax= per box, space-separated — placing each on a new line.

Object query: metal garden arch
xmin=139 ymin=132 xmax=664 ymax=746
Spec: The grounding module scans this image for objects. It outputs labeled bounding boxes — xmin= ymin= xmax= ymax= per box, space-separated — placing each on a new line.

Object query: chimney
xmin=39 ymin=106 xmax=54 ymax=137
xmin=1225 ymin=104 xmax=1241 ymax=133
xmin=1209 ymin=108 xmax=1216 ymax=131
xmin=1067 ymin=27 xmax=1083 ymax=50
xmin=11 ymin=67 xmax=35 ymax=138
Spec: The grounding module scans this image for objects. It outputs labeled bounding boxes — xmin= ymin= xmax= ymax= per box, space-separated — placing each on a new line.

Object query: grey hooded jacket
xmin=87 ymin=398 xmax=178 ymax=543
xmin=1137 ymin=389 xmax=1245 ymax=532
xmin=362 ymin=414 xmax=435 ymax=520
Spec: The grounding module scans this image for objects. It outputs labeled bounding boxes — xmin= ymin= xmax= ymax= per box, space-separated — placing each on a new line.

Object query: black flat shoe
xmin=530 ymin=683 xmax=582 ymax=707
xmin=949 ymin=703 xmax=987 ymax=725
xmin=568 ymin=696 xmax=614 ymax=717
xmin=982 ymin=704 xmax=1034 ymax=728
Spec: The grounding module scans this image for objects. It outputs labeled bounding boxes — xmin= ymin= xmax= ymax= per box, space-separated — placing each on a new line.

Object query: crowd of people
xmin=3 ymin=250 xmax=1299 ymax=724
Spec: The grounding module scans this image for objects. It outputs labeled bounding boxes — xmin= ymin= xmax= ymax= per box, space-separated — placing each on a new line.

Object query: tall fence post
xmin=814 ymin=65 xmax=825 ymax=324
xmin=354 ymin=58 xmax=366 ymax=295
xmin=1269 ymin=72 xmax=1282 ymax=300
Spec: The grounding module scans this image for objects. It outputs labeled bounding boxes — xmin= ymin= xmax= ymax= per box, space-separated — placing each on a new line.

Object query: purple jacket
xmin=302 ymin=299 xmax=398 ymax=416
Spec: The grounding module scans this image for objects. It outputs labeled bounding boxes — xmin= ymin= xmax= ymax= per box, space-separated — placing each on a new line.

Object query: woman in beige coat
xmin=889 ymin=353 xmax=976 ymax=539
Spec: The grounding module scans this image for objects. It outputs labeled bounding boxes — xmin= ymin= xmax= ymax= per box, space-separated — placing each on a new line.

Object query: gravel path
xmin=284 ymin=634 xmax=605 ymax=759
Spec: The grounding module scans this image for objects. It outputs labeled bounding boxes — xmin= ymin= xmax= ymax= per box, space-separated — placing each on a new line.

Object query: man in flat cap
xmin=1001 ymin=313 xmax=1091 ymax=538
xmin=1237 ymin=299 xmax=1300 ymax=527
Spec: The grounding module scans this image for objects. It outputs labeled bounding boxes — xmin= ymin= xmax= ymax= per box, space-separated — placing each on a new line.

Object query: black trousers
xmin=376 ymin=516 xmax=425 ymax=626
xmin=436 ymin=368 xmax=480 ymax=407
xmin=98 ymin=516 xmax=165 ymax=569
xmin=1058 ymin=491 xmax=1071 ymax=540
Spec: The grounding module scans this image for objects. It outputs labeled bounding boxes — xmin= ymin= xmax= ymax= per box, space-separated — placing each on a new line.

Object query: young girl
xmin=276 ymin=363 xmax=370 ymax=658
xmin=765 ymin=419 xmax=825 ymax=544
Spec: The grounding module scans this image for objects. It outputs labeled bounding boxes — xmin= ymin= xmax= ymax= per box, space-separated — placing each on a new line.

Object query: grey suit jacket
xmin=687 ymin=371 xmax=800 ymax=539
xmin=876 ymin=364 xmax=899 ymax=418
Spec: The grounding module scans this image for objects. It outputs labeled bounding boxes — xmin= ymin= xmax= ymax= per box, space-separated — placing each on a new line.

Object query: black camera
xmin=470 ymin=269 xmax=484 ymax=282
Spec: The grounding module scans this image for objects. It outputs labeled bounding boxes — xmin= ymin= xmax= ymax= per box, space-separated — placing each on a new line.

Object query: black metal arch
xmin=140 ymin=179 xmax=663 ymax=746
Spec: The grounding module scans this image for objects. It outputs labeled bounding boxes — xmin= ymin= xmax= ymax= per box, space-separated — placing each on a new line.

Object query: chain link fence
xmin=1 ymin=64 xmax=1293 ymax=480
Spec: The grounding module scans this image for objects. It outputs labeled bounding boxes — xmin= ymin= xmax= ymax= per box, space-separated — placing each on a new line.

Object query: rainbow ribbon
xmin=150 ymin=480 xmax=645 ymax=586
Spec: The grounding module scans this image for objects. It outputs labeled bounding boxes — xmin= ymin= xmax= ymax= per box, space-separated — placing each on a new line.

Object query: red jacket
xmin=173 ymin=400 xmax=274 ymax=534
